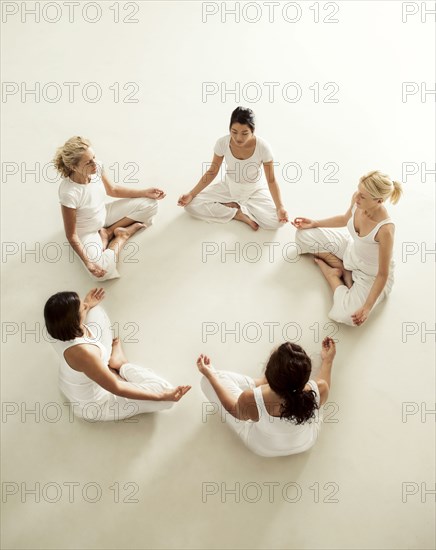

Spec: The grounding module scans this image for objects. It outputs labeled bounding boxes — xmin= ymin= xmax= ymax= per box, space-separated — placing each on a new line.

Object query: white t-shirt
xmin=214 ymin=135 xmax=273 ymax=186
xmin=58 ymin=161 xmax=107 ymax=234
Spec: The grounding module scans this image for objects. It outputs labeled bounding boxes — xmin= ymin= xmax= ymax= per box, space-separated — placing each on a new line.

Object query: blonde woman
xmin=54 ymin=136 xmax=165 ymax=281
xmin=292 ymin=171 xmax=403 ymax=326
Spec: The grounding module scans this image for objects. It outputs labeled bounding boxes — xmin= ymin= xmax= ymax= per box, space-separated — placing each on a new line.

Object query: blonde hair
xmin=359 ymin=170 xmax=403 ymax=205
xmin=53 ymin=136 xmax=91 ymax=178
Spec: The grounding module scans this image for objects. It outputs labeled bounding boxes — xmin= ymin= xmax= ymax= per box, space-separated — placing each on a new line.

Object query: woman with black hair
xmin=44 ymin=288 xmax=191 ymax=421
xmin=178 ymin=106 xmax=288 ymax=231
xmin=196 ymin=337 xmax=336 ymax=457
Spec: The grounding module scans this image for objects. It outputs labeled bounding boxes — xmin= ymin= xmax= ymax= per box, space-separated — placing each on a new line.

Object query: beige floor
xmin=1 ymin=2 xmax=435 ymax=549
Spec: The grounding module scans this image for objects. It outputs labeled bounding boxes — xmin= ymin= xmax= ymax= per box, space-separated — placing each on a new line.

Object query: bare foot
xmin=114 ymin=222 xmax=146 ymax=240
xmin=233 ymin=210 xmax=259 ymax=231
xmin=99 ymin=227 xmax=111 ymax=250
xmin=314 ymin=257 xmax=342 ymax=280
xmin=109 ymin=337 xmax=128 ymax=370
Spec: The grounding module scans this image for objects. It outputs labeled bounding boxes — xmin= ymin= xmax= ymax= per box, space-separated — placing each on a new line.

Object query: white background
xmin=1 ymin=1 xmax=435 ymax=549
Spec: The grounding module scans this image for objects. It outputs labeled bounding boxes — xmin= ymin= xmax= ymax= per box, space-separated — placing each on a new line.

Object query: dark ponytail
xmin=265 ymin=342 xmax=318 ymax=425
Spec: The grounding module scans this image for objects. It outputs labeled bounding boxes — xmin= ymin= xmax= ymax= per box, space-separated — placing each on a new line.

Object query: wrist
xmin=204 ymin=369 xmax=215 ymax=380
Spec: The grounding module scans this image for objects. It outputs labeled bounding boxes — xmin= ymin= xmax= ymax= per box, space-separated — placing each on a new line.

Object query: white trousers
xmin=77 ymin=197 xmax=158 ymax=281
xmin=71 ymin=305 xmax=174 ymax=421
xmin=201 ymin=369 xmax=256 ymax=440
xmin=185 ymin=180 xmax=281 ymax=230
xmin=295 ymin=227 xmax=392 ymax=326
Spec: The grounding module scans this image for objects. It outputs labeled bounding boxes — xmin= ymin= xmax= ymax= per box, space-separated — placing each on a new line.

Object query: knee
xmin=139 ymin=197 xmax=158 ymax=214
xmin=260 ymin=218 xmax=282 ymax=231
xmin=184 ymin=202 xmax=199 ymax=217
xmin=294 ymin=228 xmax=317 ymax=254
xmin=328 ymin=309 xmax=354 ymax=327
xmin=294 ymin=228 xmax=308 ymax=246
xmin=328 ymin=294 xmax=356 ymax=326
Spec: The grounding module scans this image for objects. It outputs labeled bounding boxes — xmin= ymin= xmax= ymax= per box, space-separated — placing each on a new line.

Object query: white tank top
xmin=52 ymin=324 xmax=110 ymax=405
xmin=246 ymin=380 xmax=322 ymax=457
xmin=344 ymin=204 xmax=395 ymax=278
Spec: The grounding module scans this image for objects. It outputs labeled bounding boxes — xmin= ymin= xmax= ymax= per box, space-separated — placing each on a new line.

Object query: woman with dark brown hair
xmin=178 ymin=106 xmax=288 ymax=231
xmin=197 ymin=337 xmax=336 ymax=457
xmin=44 ymin=288 xmax=191 ymax=421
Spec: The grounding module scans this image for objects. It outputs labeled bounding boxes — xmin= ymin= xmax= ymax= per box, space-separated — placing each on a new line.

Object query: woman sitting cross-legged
xmin=197 ymin=338 xmax=336 ymax=457
xmin=292 ymin=170 xmax=403 ymax=326
xmin=44 ymin=288 xmax=191 ymax=421
xmin=54 ymin=136 xmax=166 ymax=281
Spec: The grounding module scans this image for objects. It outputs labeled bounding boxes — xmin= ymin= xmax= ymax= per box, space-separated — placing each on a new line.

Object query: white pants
xmin=185 ymin=180 xmax=281 ymax=230
xmin=295 ymin=227 xmax=392 ymax=326
xmin=70 ymin=305 xmax=174 ymax=421
xmin=201 ymin=369 xmax=256 ymax=440
xmin=77 ymin=197 xmax=158 ymax=281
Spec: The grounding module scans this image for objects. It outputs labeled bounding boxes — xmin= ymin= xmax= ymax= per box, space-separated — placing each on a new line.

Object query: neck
xmin=363 ymin=203 xmax=382 ymax=218
xmin=70 ymin=172 xmax=91 ymax=184
xmin=232 ymin=136 xmax=255 ymax=148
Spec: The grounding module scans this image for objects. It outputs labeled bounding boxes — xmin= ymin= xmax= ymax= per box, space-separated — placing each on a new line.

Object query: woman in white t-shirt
xmin=54 ymin=136 xmax=166 ymax=281
xmin=178 ymin=107 xmax=288 ymax=231
xmin=197 ymin=338 xmax=336 ymax=457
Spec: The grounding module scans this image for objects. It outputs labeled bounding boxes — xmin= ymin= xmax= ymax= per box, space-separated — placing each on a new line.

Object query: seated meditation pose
xmin=292 ymin=170 xmax=403 ymax=326
xmin=197 ymin=338 xmax=336 ymax=457
xmin=44 ymin=288 xmax=191 ymax=421
xmin=177 ymin=106 xmax=288 ymax=231
xmin=54 ymin=136 xmax=165 ymax=280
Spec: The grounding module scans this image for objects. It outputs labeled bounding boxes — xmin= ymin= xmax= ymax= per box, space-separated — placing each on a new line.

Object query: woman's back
xmin=246 ymin=380 xmax=322 ymax=457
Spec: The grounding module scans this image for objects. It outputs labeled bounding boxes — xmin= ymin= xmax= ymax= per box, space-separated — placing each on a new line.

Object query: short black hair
xmin=229 ymin=106 xmax=255 ymax=132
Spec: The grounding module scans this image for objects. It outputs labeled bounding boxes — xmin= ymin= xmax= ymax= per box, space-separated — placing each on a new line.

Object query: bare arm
xmin=293 ymin=193 xmax=357 ymax=229
xmin=61 ymin=206 xmax=106 ymax=278
xmin=264 ymin=161 xmax=288 ymax=222
xmin=196 ymin=354 xmax=255 ymax=420
xmin=66 ymin=346 xmax=168 ymax=400
xmin=314 ymin=337 xmax=336 ymax=406
xmin=190 ymin=153 xmax=224 ymax=197
xmin=178 ymin=154 xmax=224 ymax=206
xmin=203 ymin=370 xmax=257 ymax=420
xmin=61 ymin=206 xmax=92 ymax=265
xmin=101 ymin=171 xmax=165 ymax=200
xmin=351 ymin=224 xmax=394 ymax=325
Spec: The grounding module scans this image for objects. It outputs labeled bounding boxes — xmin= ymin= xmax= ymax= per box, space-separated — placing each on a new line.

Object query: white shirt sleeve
xmin=58 ymin=182 xmax=79 ymax=209
xmin=259 ymin=138 xmax=273 ymax=163
xmin=213 ymin=136 xmax=227 ymax=157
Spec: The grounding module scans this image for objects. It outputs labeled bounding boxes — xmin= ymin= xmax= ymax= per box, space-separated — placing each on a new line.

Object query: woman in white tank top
xmin=197 ymin=338 xmax=336 ymax=458
xmin=292 ymin=170 xmax=403 ymax=326
xmin=44 ymin=288 xmax=191 ymax=421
